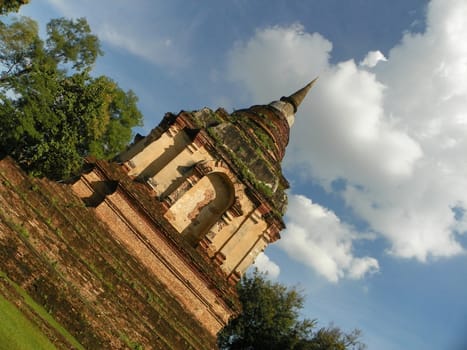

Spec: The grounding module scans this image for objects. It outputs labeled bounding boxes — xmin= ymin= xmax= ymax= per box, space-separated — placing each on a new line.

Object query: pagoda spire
xmin=280 ymin=77 xmax=318 ymax=113
xmin=269 ymin=77 xmax=318 ymax=127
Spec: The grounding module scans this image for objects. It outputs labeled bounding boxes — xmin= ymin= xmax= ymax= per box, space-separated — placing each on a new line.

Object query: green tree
xmin=0 ymin=16 xmax=101 ymax=82
xmin=218 ymin=271 xmax=366 ymax=350
xmin=0 ymin=0 xmax=29 ymax=15
xmin=0 ymin=15 xmax=142 ymax=179
xmin=296 ymin=327 xmax=365 ymax=350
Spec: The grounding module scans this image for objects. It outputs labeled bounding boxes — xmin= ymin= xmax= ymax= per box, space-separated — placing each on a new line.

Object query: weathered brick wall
xmin=0 ymin=157 xmax=220 ymax=349
xmin=93 ymin=187 xmax=234 ymax=335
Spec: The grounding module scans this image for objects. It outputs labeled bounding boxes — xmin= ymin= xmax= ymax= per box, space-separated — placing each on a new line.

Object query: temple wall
xmin=125 ymin=127 xmax=189 ymax=178
xmin=235 ymin=235 xmax=269 ymax=274
xmin=93 ymin=187 xmax=233 ymax=335
xmin=148 ymin=144 xmax=210 ymax=196
xmin=206 ymin=196 xmax=252 ymax=249
xmin=73 ymin=131 xmax=277 ymax=282
xmin=63 ymin=91 xmax=300 ymax=344
xmin=219 ymin=209 xmax=268 ymax=275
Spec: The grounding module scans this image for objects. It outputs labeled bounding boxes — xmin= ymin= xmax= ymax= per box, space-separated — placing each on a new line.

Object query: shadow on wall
xmin=83 ymin=180 xmax=119 ymax=207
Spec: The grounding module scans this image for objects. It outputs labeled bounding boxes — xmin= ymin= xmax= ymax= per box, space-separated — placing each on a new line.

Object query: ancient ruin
xmin=0 ymin=80 xmax=315 ymax=349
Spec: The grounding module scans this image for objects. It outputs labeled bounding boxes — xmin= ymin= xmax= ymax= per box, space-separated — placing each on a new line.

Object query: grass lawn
xmin=0 ymin=294 xmax=57 ymax=350
xmin=0 ymin=270 xmax=84 ymax=350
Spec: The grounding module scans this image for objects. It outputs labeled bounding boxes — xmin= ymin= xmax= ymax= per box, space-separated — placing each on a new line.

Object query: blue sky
xmin=17 ymin=1 xmax=467 ymax=349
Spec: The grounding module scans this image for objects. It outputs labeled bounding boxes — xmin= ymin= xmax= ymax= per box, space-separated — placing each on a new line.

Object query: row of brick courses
xmin=93 ymin=159 xmax=240 ymax=308
xmin=0 ymin=157 xmax=219 ymax=349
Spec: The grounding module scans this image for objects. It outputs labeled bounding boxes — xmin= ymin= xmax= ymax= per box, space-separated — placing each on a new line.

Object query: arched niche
xmin=164 ymin=172 xmax=235 ymax=246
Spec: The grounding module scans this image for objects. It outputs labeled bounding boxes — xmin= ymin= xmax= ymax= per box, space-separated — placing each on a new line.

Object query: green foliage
xmin=208 ymin=127 xmax=275 ymax=199
xmin=298 ymin=326 xmax=365 ymax=350
xmin=17 ymin=224 xmax=29 ymax=239
xmin=0 ymin=0 xmax=29 ymax=15
xmin=119 ymin=333 xmax=145 ymax=350
xmin=218 ymin=271 xmax=366 ymax=350
xmin=218 ymin=270 xmax=315 ymax=350
xmin=0 ymin=15 xmax=142 ymax=179
xmin=254 ymin=125 xmax=273 ymax=148
xmin=46 ymin=17 xmax=102 ymax=71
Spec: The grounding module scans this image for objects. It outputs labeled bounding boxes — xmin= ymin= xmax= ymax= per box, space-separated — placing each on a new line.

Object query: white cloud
xmin=227 ymin=24 xmax=330 ymax=102
xmin=279 ymin=195 xmax=379 ymax=283
xmin=227 ymin=0 xmax=467 ymax=275
xmin=347 ymin=0 xmax=467 ymax=260
xmin=228 ymin=24 xmax=423 ymax=189
xmin=252 ymin=253 xmax=280 ymax=279
xmin=296 ymin=60 xmax=423 ymax=186
xmin=360 ymin=50 xmax=387 ymax=68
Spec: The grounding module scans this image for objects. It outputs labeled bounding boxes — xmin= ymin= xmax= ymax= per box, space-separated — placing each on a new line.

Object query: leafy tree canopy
xmin=218 ymin=271 xmax=366 ymax=350
xmin=0 ymin=14 xmax=142 ymax=179
xmin=0 ymin=0 xmax=29 ymax=15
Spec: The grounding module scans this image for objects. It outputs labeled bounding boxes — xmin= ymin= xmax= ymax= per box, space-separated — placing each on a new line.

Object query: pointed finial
xmin=280 ymin=77 xmax=318 ymax=113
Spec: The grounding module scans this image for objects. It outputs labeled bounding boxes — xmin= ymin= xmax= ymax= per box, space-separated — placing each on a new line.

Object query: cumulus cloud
xmin=360 ymin=50 xmax=387 ymax=68
xmin=227 ymin=0 xmax=467 ymax=277
xmin=228 ymin=24 xmax=330 ymax=102
xmin=252 ymin=253 xmax=280 ymax=279
xmin=228 ymin=24 xmax=423 ymax=189
xmin=346 ymin=0 xmax=467 ymax=261
xmin=279 ymin=195 xmax=379 ymax=282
